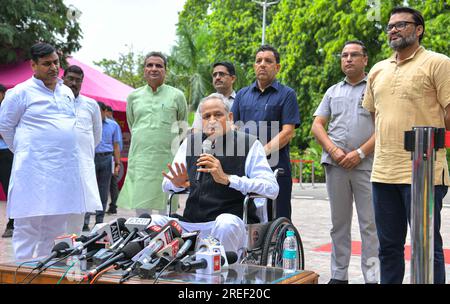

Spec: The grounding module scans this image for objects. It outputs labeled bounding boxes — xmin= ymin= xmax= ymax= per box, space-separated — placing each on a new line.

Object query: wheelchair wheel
xmin=260 ymin=217 xmax=305 ymax=270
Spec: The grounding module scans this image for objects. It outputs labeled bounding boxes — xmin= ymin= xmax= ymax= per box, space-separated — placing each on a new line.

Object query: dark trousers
xmin=108 ymin=174 xmax=119 ymax=210
xmin=0 ymin=149 xmax=14 ymax=229
xmin=275 ymin=175 xmax=292 ymax=220
xmin=372 ymin=182 xmax=447 ymax=284
xmin=84 ymin=154 xmax=112 ymax=225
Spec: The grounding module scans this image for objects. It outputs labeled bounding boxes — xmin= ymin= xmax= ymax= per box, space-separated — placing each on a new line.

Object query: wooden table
xmin=0 ymin=260 xmax=319 ymax=284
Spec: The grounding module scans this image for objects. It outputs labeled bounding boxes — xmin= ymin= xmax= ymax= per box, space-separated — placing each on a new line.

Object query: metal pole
xmin=262 ymin=2 xmax=267 ymax=45
xmin=410 ymin=126 xmax=435 ymax=284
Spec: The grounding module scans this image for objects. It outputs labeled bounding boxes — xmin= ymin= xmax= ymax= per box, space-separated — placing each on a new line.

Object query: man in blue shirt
xmin=0 ymin=84 xmax=14 ymax=238
xmin=231 ymin=45 xmax=300 ymax=220
xmin=105 ymin=106 xmax=123 ymax=215
xmin=83 ymin=102 xmax=121 ymax=231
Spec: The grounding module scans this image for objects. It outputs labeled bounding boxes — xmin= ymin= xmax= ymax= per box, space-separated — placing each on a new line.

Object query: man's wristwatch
xmin=356 ymin=148 xmax=365 ymax=159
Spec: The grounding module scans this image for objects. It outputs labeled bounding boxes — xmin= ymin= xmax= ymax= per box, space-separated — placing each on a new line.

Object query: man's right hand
xmin=330 ymin=147 xmax=346 ymax=163
xmin=162 ymin=162 xmax=190 ymax=189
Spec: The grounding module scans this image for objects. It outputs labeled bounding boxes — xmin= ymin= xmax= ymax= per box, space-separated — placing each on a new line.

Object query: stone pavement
xmin=1 ymin=183 xmax=449 ymax=284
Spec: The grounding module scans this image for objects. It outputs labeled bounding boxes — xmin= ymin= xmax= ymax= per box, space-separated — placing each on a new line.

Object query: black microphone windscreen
xmin=139 ymin=213 xmax=152 ymax=219
xmin=225 ymin=252 xmax=238 ymax=265
xmin=53 ymin=242 xmax=70 ymax=252
xmin=122 ymin=242 xmax=144 ymax=258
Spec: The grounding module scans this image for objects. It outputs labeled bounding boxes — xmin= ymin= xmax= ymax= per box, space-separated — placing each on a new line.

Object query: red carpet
xmin=313 ymin=241 xmax=450 ymax=264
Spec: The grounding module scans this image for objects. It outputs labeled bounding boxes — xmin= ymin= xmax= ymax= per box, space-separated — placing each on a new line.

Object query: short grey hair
xmin=198 ymin=93 xmax=230 ymax=114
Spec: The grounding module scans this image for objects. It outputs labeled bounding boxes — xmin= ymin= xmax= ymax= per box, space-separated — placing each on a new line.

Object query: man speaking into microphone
xmin=158 ymin=93 xmax=279 ymax=257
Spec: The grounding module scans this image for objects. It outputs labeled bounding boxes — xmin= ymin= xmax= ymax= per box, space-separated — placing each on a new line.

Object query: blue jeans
xmin=84 ymin=154 xmax=112 ymax=225
xmin=372 ymin=183 xmax=447 ymax=284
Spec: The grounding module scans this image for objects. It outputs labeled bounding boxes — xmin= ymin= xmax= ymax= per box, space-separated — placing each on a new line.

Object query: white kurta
xmin=0 ymin=77 xmax=86 ymax=219
xmin=74 ymin=95 xmax=103 ymax=213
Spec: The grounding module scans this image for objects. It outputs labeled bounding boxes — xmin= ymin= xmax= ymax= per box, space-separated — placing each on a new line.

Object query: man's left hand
xmin=114 ymin=163 xmax=120 ymax=176
xmin=196 ymin=153 xmax=230 ymax=185
xmin=338 ymin=150 xmax=361 ymax=170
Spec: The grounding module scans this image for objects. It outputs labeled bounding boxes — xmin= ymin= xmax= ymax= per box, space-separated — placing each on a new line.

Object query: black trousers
xmin=0 ymin=149 xmax=14 ymax=229
xmin=108 ymin=174 xmax=119 ymax=210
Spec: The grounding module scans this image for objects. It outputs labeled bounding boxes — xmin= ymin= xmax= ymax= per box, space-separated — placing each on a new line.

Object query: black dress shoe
xmin=328 ymin=279 xmax=349 ymax=284
xmin=106 ymin=208 xmax=117 ymax=214
xmin=1 ymin=228 xmax=13 ymax=238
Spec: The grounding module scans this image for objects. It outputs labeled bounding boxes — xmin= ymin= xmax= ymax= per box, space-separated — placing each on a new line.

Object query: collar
xmin=251 ymin=79 xmax=280 ymax=92
xmin=389 ymin=46 xmax=424 ymax=64
xmin=32 ymin=76 xmax=63 ymax=91
xmin=341 ymin=75 xmax=368 ymax=87
xmin=146 ymin=83 xmax=165 ymax=94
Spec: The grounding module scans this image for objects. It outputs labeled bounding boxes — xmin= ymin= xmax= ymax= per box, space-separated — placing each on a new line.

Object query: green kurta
xmin=118 ymin=84 xmax=187 ymax=210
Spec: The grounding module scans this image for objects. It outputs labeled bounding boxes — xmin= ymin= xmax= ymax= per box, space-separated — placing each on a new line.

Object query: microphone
xmin=195 ymin=139 xmax=213 ymax=181
xmin=35 ymin=242 xmax=70 ymax=270
xmin=175 ymin=238 xmax=192 ymax=259
xmin=175 ymin=251 xmax=237 ymax=273
xmin=76 ymin=217 xmax=126 ymax=245
xmin=85 ymin=241 xmax=142 ymax=280
xmin=156 ymin=237 xmax=183 ymax=258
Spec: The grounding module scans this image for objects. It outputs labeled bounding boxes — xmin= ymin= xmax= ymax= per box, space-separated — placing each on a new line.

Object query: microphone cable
xmin=56 ymin=260 xmax=77 ymax=284
xmin=89 ymin=264 xmax=115 ymax=284
xmin=153 ymin=255 xmax=188 ymax=285
xmin=14 ymin=259 xmax=40 ymax=284
xmin=25 ymin=250 xmax=74 ymax=284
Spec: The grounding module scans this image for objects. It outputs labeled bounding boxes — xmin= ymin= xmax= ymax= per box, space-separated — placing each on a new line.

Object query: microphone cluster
xmin=28 ymin=214 xmax=238 ymax=284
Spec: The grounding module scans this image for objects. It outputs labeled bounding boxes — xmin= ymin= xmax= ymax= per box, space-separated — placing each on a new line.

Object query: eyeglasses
xmin=385 ymin=21 xmax=417 ymax=32
xmin=212 ymin=71 xmax=231 ymax=78
xmin=340 ymin=52 xmax=365 ymax=59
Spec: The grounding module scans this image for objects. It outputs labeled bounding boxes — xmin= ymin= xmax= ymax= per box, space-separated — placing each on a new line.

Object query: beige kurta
xmin=118 ymin=84 xmax=187 ymax=210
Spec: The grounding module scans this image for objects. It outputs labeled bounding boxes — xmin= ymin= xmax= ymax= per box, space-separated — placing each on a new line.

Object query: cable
xmin=56 ymin=261 xmax=77 ymax=284
xmin=25 ymin=251 xmax=73 ymax=284
xmin=14 ymin=260 xmax=39 ymax=284
xmin=89 ymin=265 xmax=115 ymax=284
xmin=153 ymin=258 xmax=178 ymax=285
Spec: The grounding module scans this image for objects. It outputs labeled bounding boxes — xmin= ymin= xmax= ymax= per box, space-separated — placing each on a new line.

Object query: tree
xmin=0 ymin=0 xmax=82 ymax=64
xmin=94 ymin=48 xmax=146 ymax=89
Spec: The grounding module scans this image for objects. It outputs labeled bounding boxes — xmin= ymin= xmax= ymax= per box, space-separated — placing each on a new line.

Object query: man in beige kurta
xmin=118 ymin=52 xmax=187 ymax=215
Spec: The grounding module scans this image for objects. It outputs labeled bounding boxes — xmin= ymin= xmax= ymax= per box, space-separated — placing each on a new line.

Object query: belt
xmin=95 ymin=152 xmax=113 ymax=156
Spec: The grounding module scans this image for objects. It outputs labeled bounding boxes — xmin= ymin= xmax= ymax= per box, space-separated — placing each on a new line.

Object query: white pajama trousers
xmin=12 ymin=214 xmax=75 ymax=261
xmin=150 ymin=213 xmax=246 ymax=256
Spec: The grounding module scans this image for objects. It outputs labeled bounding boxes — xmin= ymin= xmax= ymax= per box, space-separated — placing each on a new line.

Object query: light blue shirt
xmin=0 ymin=138 xmax=7 ymax=150
xmin=95 ymin=118 xmax=121 ymax=153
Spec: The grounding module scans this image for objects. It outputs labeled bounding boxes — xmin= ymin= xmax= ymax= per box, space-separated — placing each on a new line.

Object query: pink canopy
xmin=0 ymin=57 xmax=134 ymax=112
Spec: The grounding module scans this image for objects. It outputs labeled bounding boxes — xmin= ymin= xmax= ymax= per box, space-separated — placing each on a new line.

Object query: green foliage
xmin=291 ymin=139 xmax=325 ymax=183
xmin=175 ymin=0 xmax=449 ymax=151
xmin=94 ymin=48 xmax=146 ymax=88
xmin=0 ymin=0 xmax=82 ymax=64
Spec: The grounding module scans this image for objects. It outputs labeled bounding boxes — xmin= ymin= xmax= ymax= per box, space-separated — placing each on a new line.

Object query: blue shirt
xmin=95 ymin=118 xmax=121 ymax=153
xmin=108 ymin=118 xmax=123 ymax=151
xmin=231 ymin=80 xmax=300 ymax=172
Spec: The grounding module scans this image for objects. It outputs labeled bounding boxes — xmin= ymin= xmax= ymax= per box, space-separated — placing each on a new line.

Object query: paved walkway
xmin=1 ymin=183 xmax=449 ymax=284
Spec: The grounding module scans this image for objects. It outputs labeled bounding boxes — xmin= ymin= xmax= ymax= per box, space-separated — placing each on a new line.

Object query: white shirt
xmin=74 ymin=95 xmax=103 ymax=212
xmin=0 ymin=77 xmax=87 ymax=218
xmin=162 ymin=135 xmax=279 ymax=200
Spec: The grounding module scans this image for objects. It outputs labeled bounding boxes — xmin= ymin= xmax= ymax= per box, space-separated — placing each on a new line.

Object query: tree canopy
xmin=175 ymin=0 xmax=449 ymax=149
xmin=0 ymin=0 xmax=82 ymax=64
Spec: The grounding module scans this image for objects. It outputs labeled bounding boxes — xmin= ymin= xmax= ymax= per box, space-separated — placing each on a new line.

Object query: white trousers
xmin=150 ymin=213 xmax=246 ymax=256
xmin=13 ymin=214 xmax=73 ymax=261
xmin=65 ymin=213 xmax=85 ymax=236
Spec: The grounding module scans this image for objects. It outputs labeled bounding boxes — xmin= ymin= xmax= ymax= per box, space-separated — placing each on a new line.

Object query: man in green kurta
xmin=117 ymin=52 xmax=187 ymax=214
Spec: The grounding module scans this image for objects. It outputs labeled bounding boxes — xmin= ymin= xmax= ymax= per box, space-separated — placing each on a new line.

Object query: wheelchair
xmin=166 ymin=168 xmax=305 ymax=270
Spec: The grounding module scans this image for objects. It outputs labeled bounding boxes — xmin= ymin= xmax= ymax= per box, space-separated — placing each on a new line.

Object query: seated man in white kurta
xmin=156 ymin=93 xmax=279 ymax=256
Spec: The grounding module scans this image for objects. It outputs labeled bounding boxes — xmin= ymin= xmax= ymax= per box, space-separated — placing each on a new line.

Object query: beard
xmin=389 ymin=30 xmax=417 ymax=51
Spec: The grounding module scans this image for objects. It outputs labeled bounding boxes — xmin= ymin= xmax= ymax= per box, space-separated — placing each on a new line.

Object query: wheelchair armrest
xmin=167 ymin=189 xmax=190 ymax=216
xmin=242 ymin=193 xmax=273 ymax=225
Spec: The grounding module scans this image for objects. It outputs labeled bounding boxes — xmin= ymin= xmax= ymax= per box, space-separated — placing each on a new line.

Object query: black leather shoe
xmin=1 ymin=228 xmax=13 ymax=238
xmin=328 ymin=279 xmax=349 ymax=284
xmin=106 ymin=208 xmax=117 ymax=214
